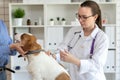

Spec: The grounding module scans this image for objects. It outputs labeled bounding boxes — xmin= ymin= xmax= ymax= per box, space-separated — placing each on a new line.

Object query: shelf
xmin=71 ymin=2 xmax=116 ymax=4
xmin=10 ymin=3 xmax=44 ymax=5
xmin=46 ymin=25 xmax=79 ymax=27
xmin=11 ymin=24 xmax=116 ymax=28
xmin=11 ymin=2 xmax=117 ymax=5
xmin=97 ymin=2 xmax=116 ymax=4
xmin=12 ymin=25 xmax=44 ymax=27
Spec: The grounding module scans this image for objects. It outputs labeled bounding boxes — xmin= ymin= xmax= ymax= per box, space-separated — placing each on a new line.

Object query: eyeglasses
xmin=76 ymin=13 xmax=93 ymax=21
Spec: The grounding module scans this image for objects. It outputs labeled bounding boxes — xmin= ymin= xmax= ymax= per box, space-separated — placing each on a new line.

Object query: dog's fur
xmin=20 ymin=33 xmax=71 ymax=80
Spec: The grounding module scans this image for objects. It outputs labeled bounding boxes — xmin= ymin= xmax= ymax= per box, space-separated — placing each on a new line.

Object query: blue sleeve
xmin=0 ymin=20 xmax=17 ymax=66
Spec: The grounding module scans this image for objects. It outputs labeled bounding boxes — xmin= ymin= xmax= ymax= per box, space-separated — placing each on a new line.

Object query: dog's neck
xmin=18 ymin=49 xmax=45 ymax=58
xmin=26 ymin=49 xmax=45 ymax=63
xmin=30 ymin=45 xmax=42 ymax=55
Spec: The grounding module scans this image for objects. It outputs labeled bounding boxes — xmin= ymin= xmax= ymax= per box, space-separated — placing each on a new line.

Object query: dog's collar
xmin=18 ymin=49 xmax=45 ymax=58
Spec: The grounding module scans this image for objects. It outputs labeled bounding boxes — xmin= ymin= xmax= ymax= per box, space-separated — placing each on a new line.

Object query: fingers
xmin=12 ymin=43 xmax=26 ymax=57
xmin=60 ymin=50 xmax=68 ymax=61
xmin=17 ymin=47 xmax=26 ymax=57
xmin=64 ymin=49 xmax=68 ymax=53
xmin=45 ymin=50 xmax=51 ymax=56
xmin=60 ymin=50 xmax=68 ymax=56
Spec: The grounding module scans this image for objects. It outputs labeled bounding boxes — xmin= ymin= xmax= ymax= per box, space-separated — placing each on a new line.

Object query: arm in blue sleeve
xmin=0 ymin=45 xmax=17 ymax=55
xmin=0 ymin=20 xmax=17 ymax=66
xmin=0 ymin=20 xmax=17 ymax=56
xmin=8 ymin=38 xmax=17 ymax=56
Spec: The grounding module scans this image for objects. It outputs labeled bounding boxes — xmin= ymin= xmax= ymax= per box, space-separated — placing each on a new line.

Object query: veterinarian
xmin=54 ymin=1 xmax=109 ymax=80
xmin=0 ymin=20 xmax=25 ymax=80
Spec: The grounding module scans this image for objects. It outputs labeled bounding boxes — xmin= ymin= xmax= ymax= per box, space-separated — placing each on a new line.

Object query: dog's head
xmin=20 ymin=33 xmax=41 ymax=52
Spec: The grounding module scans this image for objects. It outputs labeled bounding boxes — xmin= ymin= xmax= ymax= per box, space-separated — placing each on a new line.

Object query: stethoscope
xmin=67 ymin=31 xmax=98 ymax=59
xmin=67 ymin=31 xmax=81 ymax=52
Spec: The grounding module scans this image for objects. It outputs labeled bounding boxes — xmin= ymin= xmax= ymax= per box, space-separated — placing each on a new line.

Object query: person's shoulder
xmin=98 ymin=29 xmax=108 ymax=41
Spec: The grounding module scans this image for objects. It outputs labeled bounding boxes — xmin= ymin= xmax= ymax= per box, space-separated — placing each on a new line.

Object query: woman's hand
xmin=10 ymin=43 xmax=26 ymax=57
xmin=45 ymin=51 xmax=56 ymax=59
xmin=60 ymin=50 xmax=80 ymax=67
xmin=45 ymin=50 xmax=51 ymax=56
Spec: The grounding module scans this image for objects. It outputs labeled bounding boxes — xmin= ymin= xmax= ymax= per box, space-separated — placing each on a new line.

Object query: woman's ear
xmin=94 ymin=14 xmax=98 ymax=21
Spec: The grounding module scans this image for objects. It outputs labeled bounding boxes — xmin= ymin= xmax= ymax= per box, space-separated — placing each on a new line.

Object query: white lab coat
xmin=56 ymin=25 xmax=109 ymax=80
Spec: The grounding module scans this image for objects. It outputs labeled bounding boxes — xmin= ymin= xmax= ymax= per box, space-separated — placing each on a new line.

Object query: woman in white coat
xmin=56 ymin=1 xmax=109 ymax=80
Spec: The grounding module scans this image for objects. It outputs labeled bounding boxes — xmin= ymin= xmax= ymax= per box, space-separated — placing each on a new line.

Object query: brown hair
xmin=80 ymin=0 xmax=102 ymax=29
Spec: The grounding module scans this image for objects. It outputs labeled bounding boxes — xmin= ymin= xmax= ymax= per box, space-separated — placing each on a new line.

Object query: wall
xmin=0 ymin=0 xmax=22 ymax=31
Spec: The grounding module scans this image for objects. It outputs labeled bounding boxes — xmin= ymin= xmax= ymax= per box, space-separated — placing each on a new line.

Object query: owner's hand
xmin=60 ymin=50 xmax=80 ymax=67
xmin=10 ymin=43 xmax=25 ymax=57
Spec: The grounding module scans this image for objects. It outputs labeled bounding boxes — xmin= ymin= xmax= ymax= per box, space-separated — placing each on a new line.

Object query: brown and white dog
xmin=17 ymin=33 xmax=71 ymax=80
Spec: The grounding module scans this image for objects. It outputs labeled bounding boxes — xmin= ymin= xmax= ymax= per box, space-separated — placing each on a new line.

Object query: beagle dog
xmin=18 ymin=33 xmax=71 ymax=80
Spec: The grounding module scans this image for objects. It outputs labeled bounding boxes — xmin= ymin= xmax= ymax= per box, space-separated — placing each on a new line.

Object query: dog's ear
xmin=21 ymin=33 xmax=41 ymax=51
xmin=21 ymin=33 xmax=32 ymax=51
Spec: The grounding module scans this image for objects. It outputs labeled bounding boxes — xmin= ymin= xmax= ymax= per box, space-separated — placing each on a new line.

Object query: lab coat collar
xmin=81 ymin=24 xmax=99 ymax=40
xmin=90 ymin=24 xmax=99 ymax=39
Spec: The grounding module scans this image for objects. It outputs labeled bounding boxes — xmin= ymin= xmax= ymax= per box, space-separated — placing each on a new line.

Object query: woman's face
xmin=78 ymin=7 xmax=97 ymax=29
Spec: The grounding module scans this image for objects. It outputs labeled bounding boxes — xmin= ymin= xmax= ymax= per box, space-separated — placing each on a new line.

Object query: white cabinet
xmin=104 ymin=26 xmax=116 ymax=49
xmin=104 ymin=50 xmax=115 ymax=73
xmin=46 ymin=27 xmax=63 ymax=51
xmin=9 ymin=2 xmax=119 ymax=80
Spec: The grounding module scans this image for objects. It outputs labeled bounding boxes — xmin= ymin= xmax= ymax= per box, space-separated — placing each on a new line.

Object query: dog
xmin=17 ymin=33 xmax=71 ymax=80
